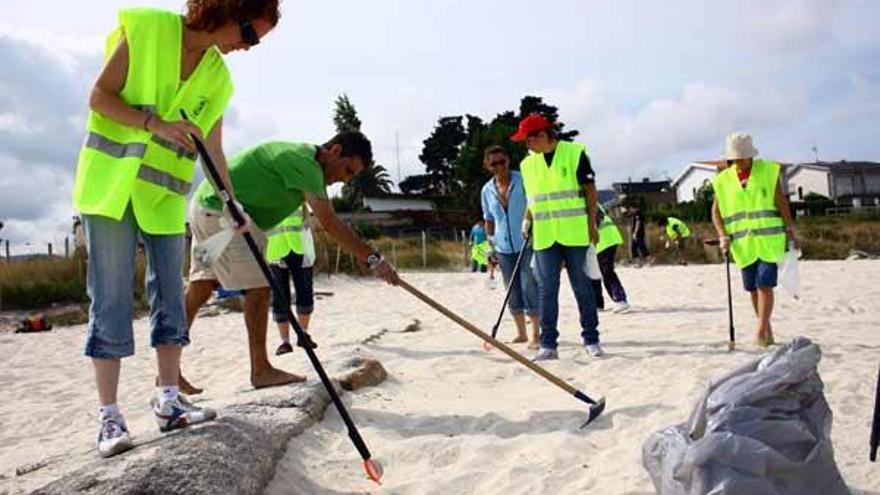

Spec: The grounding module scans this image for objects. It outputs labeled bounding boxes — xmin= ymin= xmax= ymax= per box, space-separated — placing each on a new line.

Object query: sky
xmin=1 ymin=0 xmax=878 ymax=253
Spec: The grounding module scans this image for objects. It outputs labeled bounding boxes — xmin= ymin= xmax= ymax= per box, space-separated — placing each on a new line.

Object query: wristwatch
xmin=366 ymin=252 xmax=383 ymax=269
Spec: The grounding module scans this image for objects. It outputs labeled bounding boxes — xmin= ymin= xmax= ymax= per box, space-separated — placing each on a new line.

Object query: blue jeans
xmin=533 ymin=243 xmax=600 ymax=348
xmin=270 ymin=252 xmax=315 ymax=321
xmin=83 ymin=206 xmax=189 ymax=359
xmin=497 ymin=247 xmax=539 ymax=316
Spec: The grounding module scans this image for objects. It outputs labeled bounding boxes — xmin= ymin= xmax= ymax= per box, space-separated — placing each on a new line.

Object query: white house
xmin=362 ymin=195 xmax=436 ymax=212
xmin=787 ymin=161 xmax=880 ymax=206
xmin=672 ymin=161 xmax=722 ymax=202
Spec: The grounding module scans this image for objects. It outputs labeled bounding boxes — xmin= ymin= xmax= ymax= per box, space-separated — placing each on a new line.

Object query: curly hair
xmin=185 ymin=0 xmax=281 ymax=32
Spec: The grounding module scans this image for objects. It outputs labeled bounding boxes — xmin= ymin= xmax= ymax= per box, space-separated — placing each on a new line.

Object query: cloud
xmin=552 ymin=78 xmax=809 ymax=184
xmin=747 ymin=0 xmax=840 ymax=53
xmin=0 ymin=31 xmax=97 ymax=250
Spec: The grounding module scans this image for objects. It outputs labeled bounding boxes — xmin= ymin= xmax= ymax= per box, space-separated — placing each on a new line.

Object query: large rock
xmin=27 ymin=357 xmax=386 ymax=495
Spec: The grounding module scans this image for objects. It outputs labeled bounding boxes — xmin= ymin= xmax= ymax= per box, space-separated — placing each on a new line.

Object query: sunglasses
xmin=240 ymin=20 xmax=260 ymax=46
xmin=488 ymin=158 xmax=508 ymax=168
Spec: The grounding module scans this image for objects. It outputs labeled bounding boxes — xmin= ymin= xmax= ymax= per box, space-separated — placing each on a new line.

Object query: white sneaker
xmin=585 ymin=343 xmax=605 ymax=357
xmin=532 ymin=348 xmax=559 ymax=361
xmin=151 ymin=394 xmax=217 ymax=433
xmin=613 ymin=302 xmax=631 ymax=314
xmin=97 ymin=415 xmax=133 ymax=458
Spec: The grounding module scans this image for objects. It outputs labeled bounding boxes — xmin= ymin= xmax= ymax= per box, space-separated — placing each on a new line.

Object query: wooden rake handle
xmin=397 ymin=278 xmax=578 ymax=396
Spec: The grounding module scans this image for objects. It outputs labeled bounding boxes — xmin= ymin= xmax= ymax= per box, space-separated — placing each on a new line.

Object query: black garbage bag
xmin=643 ymin=337 xmax=849 ymax=495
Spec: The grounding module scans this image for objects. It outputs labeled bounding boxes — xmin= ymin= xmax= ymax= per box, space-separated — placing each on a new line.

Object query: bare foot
xmin=156 ymin=373 xmax=204 ymax=396
xmin=510 ymin=335 xmax=528 ymax=344
xmin=527 ymin=340 xmax=540 ymax=350
xmin=179 ymin=373 xmax=204 ymax=395
xmin=251 ymin=367 xmax=306 ymax=389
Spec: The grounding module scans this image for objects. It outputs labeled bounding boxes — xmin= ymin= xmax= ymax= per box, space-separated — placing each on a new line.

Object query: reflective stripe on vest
xmin=519 ymin=141 xmax=592 ymax=250
xmin=266 ymin=209 xmax=306 ymax=261
xmin=266 ymin=224 xmax=303 ymax=236
xmin=596 ymin=206 xmax=623 ymax=253
xmin=72 ymin=7 xmax=233 ymax=235
xmin=711 ymin=159 xmax=786 ymax=268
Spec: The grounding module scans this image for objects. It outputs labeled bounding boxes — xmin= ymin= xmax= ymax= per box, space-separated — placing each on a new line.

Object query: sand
xmin=2 ymin=261 xmax=879 ymax=494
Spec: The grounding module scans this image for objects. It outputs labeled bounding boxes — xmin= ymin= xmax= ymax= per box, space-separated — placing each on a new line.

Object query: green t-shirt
xmin=195 ymin=142 xmax=326 ymax=230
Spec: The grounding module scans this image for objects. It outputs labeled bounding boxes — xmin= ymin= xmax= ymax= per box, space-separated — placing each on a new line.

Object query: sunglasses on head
xmin=239 ymin=20 xmax=260 ymax=46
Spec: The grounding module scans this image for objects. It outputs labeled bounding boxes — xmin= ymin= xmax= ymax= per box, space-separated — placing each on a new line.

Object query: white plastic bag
xmin=584 ymin=245 xmax=601 ymax=281
xmin=193 ymin=218 xmax=235 ymax=268
xmin=300 ymin=227 xmax=316 ymax=268
xmin=780 ymin=241 xmax=801 ymax=298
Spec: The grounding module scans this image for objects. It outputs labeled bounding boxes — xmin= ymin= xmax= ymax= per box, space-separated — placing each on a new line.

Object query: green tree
xmin=417 ymin=116 xmax=467 ymax=194
xmin=333 ymin=94 xmax=361 ymax=132
xmin=332 ymin=94 xmax=392 ymax=209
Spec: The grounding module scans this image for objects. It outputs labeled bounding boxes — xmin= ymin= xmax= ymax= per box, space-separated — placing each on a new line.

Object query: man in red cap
xmin=512 ymin=113 xmax=603 ymax=359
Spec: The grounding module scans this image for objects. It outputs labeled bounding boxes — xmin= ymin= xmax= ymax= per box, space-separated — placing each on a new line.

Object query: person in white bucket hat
xmin=710 ymin=132 xmax=799 ymax=347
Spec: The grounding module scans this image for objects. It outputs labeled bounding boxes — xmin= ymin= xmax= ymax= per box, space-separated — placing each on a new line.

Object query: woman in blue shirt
xmin=480 ymin=145 xmax=540 ymax=349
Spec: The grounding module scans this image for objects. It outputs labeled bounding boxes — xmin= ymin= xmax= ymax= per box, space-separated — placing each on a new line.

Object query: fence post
xmin=48 ymin=243 xmax=53 ymax=256
xmin=323 ymin=240 xmax=331 ymax=279
xmin=65 ymin=237 xmax=70 ymax=258
xmin=421 ymin=231 xmax=427 ymax=268
xmin=391 ymin=241 xmax=398 ymax=268
xmin=5 ymin=240 xmax=10 ymax=260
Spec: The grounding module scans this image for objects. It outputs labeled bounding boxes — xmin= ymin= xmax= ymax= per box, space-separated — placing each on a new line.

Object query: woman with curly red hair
xmin=72 ymin=0 xmax=279 ymax=458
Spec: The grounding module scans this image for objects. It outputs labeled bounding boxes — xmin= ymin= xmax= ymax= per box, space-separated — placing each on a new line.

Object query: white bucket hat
xmin=724 ymin=132 xmax=759 ymax=160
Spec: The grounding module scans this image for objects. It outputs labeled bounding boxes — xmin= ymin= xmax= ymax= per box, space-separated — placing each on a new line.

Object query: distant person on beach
xmin=659 ymin=217 xmax=691 ymax=265
xmin=628 ymin=206 xmax=651 ymax=266
xmin=470 ymin=220 xmax=489 ymax=273
xmin=183 ymin=132 xmax=399 ymax=392
xmin=512 ymin=113 xmax=603 ymax=360
xmin=72 ymin=0 xmax=280 ymax=458
xmin=592 ymin=206 xmax=630 ymax=313
xmin=265 ymin=206 xmax=315 ymax=356
xmin=711 ymin=132 xmax=798 ymax=347
xmin=480 ymin=145 xmax=540 ymax=349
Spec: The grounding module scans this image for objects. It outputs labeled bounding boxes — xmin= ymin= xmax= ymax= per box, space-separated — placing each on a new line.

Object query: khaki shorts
xmin=188 ymin=202 xmax=269 ymax=290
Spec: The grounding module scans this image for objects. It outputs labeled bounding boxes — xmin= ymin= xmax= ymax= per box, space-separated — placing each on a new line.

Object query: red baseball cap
xmin=510 ymin=113 xmax=551 ymax=142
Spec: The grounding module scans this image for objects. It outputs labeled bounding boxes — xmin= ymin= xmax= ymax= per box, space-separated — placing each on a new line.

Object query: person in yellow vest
xmin=266 ymin=206 xmax=315 ymax=356
xmin=72 ymin=1 xmax=279 ymax=458
xmin=470 ymin=220 xmax=490 ymax=273
xmin=711 ymin=132 xmax=798 ymax=347
xmin=184 ymin=132 xmax=399 ymax=392
xmin=512 ymin=113 xmax=604 ymax=360
xmin=659 ymin=216 xmax=692 ymax=265
xmin=592 ymin=206 xmax=631 ymax=313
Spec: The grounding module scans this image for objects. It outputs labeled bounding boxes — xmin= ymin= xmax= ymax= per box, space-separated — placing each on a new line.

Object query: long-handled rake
xmin=398 ymin=279 xmax=605 ymax=427
xmin=182 ymin=111 xmax=383 ymax=484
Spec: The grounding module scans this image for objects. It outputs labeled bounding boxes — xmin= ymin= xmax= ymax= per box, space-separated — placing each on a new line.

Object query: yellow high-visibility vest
xmin=596 ymin=206 xmax=623 ymax=253
xmin=266 ymin=207 xmax=306 ymax=261
xmin=72 ymin=7 xmax=233 ymax=234
xmin=712 ymin=160 xmax=786 ymax=268
xmin=665 ymin=217 xmax=691 ymax=240
xmin=520 ymin=141 xmax=592 ymax=251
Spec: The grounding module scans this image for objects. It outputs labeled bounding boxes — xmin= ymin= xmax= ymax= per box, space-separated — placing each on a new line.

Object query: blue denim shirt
xmin=481 ymin=171 xmax=528 ymax=254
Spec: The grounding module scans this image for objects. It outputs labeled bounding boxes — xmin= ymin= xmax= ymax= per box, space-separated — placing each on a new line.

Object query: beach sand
xmin=2 ymin=261 xmax=879 ymax=494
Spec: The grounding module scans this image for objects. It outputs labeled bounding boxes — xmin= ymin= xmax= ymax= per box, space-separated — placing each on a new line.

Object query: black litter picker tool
xmin=483 ymin=240 xmax=531 ymax=352
xmin=398 ymin=279 xmax=605 ymax=427
xmin=703 ymin=239 xmax=736 ymax=352
xmin=181 ymin=111 xmax=383 ymax=484
xmin=870 ymin=363 xmax=879 ymax=462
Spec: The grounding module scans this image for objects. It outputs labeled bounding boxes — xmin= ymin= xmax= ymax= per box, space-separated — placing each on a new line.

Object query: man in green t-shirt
xmin=184 ymin=131 xmax=398 ymax=391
